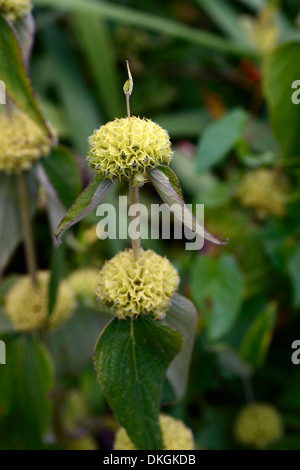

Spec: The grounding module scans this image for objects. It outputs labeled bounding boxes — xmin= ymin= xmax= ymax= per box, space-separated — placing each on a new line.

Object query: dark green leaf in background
xmin=191 ymin=254 xmax=244 ymax=341
xmin=264 ymin=41 xmax=300 ymax=160
xmin=240 ymin=302 xmax=277 ymax=367
xmin=287 ymin=244 xmax=300 ymax=308
xmin=0 ymin=336 xmax=54 ymax=449
xmin=94 ymin=316 xmax=182 ymax=450
xmin=196 ymin=108 xmax=248 ymax=172
xmin=0 ymin=16 xmax=50 ymax=137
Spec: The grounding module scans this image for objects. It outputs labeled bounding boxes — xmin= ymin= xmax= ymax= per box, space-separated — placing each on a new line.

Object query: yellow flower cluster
xmin=88 ymin=117 xmax=173 ymax=181
xmin=0 ymin=111 xmax=52 ymax=173
xmin=114 ymin=414 xmax=194 ymax=450
xmin=95 ymin=249 xmax=179 ymax=319
xmin=0 ymin=0 xmax=32 ymax=21
xmin=235 ymin=403 xmax=283 ymax=448
xmin=67 ymin=268 xmax=99 ymax=298
xmin=238 ymin=169 xmax=288 ymax=219
xmin=5 ymin=271 xmax=76 ymax=332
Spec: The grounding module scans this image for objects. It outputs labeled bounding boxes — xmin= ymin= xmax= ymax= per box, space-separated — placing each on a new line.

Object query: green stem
xmin=129 ymin=180 xmax=141 ymax=261
xmin=18 ymin=173 xmax=38 ymax=287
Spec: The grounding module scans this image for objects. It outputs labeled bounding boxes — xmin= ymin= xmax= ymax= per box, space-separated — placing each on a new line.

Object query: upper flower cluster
xmin=95 ymin=248 xmax=179 ymax=319
xmin=87 ymin=116 xmax=173 ymax=181
xmin=5 ymin=271 xmax=76 ymax=332
xmin=114 ymin=414 xmax=194 ymax=450
xmin=0 ymin=111 xmax=52 ymax=173
xmin=0 ymin=0 xmax=32 ymax=21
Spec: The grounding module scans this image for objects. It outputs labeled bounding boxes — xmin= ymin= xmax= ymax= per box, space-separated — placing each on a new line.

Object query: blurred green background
xmin=1 ymin=0 xmax=300 ymax=450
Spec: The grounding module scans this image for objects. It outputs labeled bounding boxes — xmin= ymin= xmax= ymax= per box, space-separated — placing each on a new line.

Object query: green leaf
xmin=0 ymin=16 xmax=50 ymax=137
xmin=34 ymin=0 xmax=255 ymax=57
xmin=240 ymin=302 xmax=277 ymax=367
xmin=148 ymin=167 xmax=228 ymax=246
xmin=264 ymin=41 xmax=300 ymax=159
xmin=196 ymin=108 xmax=248 ymax=172
xmin=287 ymin=244 xmax=300 ymax=307
xmin=0 ymin=336 xmax=54 ymax=448
xmin=165 ymin=294 xmax=197 ymax=400
xmin=42 ymin=146 xmax=81 ymax=209
xmin=191 ymin=254 xmax=244 ymax=340
xmin=93 ymin=316 xmax=182 ymax=450
xmin=157 ymin=165 xmax=184 ymax=202
xmin=55 ymin=176 xmax=114 ymax=242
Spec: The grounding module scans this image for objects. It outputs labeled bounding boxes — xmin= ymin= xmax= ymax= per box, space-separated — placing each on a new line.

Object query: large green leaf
xmin=240 ymin=302 xmax=277 ymax=367
xmin=34 ymin=0 xmax=255 ymax=57
xmin=0 ymin=336 xmax=54 ymax=449
xmin=0 ymin=16 xmax=50 ymax=136
xmin=148 ymin=167 xmax=228 ymax=246
xmin=55 ymin=176 xmax=114 ymax=242
xmin=165 ymin=294 xmax=197 ymax=400
xmin=196 ymin=108 xmax=248 ymax=172
xmin=287 ymin=244 xmax=300 ymax=308
xmin=264 ymin=41 xmax=300 ymax=159
xmin=191 ymin=254 xmax=244 ymax=340
xmin=94 ymin=316 xmax=182 ymax=450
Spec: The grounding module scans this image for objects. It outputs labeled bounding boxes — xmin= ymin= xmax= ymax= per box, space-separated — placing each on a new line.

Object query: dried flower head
xmin=0 ymin=111 xmax=52 ymax=174
xmin=67 ymin=268 xmax=99 ymax=298
xmin=95 ymin=249 xmax=179 ymax=319
xmin=5 ymin=271 xmax=76 ymax=332
xmin=0 ymin=0 xmax=32 ymax=21
xmin=235 ymin=403 xmax=283 ymax=448
xmin=238 ymin=168 xmax=288 ymax=219
xmin=114 ymin=414 xmax=194 ymax=450
xmin=87 ymin=117 xmax=173 ymax=181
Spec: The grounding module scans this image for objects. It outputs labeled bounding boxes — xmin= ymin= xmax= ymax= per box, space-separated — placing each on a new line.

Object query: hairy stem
xmin=129 ymin=180 xmax=141 ymax=261
xmin=18 ymin=172 xmax=38 ymax=287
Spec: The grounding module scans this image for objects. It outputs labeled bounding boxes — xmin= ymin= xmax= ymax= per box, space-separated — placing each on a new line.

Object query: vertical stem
xmin=129 ymin=180 xmax=141 ymax=261
xmin=18 ymin=172 xmax=38 ymax=286
xmin=126 ymin=94 xmax=131 ymax=119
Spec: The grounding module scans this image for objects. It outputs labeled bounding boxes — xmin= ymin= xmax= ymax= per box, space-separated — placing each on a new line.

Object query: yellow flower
xmin=5 ymin=271 xmax=76 ymax=332
xmin=235 ymin=403 xmax=283 ymax=448
xmin=88 ymin=117 xmax=173 ymax=181
xmin=0 ymin=0 xmax=32 ymax=21
xmin=67 ymin=268 xmax=99 ymax=298
xmin=95 ymin=249 xmax=179 ymax=319
xmin=114 ymin=414 xmax=194 ymax=450
xmin=238 ymin=169 xmax=288 ymax=219
xmin=0 ymin=111 xmax=52 ymax=174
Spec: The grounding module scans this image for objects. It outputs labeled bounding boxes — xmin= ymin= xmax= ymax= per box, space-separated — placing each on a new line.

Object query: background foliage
xmin=1 ymin=0 xmax=300 ymax=450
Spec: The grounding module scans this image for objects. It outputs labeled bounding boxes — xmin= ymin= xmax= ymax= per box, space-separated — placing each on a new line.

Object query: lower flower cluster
xmin=95 ymin=248 xmax=179 ymax=319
